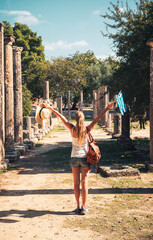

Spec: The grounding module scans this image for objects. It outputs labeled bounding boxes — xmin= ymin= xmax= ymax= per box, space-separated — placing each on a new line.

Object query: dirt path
xmin=0 ymin=123 xmax=151 ymax=240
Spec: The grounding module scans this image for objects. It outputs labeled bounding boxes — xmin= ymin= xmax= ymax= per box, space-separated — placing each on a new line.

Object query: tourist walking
xmin=41 ymin=102 xmax=113 ymax=214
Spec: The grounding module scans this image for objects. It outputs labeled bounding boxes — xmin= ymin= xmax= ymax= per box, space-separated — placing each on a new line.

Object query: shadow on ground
xmin=13 ymin=139 xmax=148 ymax=175
xmin=0 ymin=187 xmax=153 ymax=197
xmin=0 ymin=209 xmax=76 ymax=222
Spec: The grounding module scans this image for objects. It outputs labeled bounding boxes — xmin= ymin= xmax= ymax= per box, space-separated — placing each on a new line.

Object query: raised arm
xmin=87 ymin=102 xmax=114 ymax=132
xmin=42 ymin=103 xmax=73 ymax=130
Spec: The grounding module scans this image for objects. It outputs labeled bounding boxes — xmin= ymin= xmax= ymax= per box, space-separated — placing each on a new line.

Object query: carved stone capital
xmin=4 ymin=35 xmax=15 ymax=45
xmin=13 ymin=46 xmax=23 ymax=53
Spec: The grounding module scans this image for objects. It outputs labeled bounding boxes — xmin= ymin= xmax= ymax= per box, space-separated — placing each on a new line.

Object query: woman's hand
xmin=107 ymin=102 xmax=114 ymax=109
xmin=41 ymin=103 xmax=50 ymax=109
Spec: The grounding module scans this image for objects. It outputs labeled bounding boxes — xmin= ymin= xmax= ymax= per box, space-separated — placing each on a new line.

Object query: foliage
xmin=3 ymin=21 xmax=117 ymax=107
xmin=3 ymin=21 xmax=13 ymax=35
xmin=22 ymin=84 xmax=32 ymax=116
xmin=13 ymin=22 xmax=45 ymax=72
xmin=24 ymin=60 xmax=50 ymax=98
xmin=101 ymin=0 xmax=153 ymax=116
xmin=83 ymin=63 xmax=102 ymax=103
xmin=47 ymin=51 xmax=98 ymax=106
xmin=3 ymin=21 xmax=47 ymax=99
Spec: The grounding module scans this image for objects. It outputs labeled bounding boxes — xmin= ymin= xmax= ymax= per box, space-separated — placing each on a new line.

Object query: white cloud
xmin=93 ymin=10 xmax=100 ymax=15
xmin=9 ymin=11 xmax=31 ymax=16
xmin=0 ymin=10 xmax=39 ymax=25
xmin=14 ymin=15 xmax=39 ymax=25
xmin=45 ymin=40 xmax=89 ymax=51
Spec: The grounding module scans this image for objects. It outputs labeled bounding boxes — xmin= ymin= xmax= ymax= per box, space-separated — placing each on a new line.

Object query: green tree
xmin=3 ymin=21 xmax=13 ymax=35
xmin=101 ymin=0 xmax=153 ymax=115
xmin=3 ymin=21 xmax=47 ymax=106
xmin=22 ymin=84 xmax=32 ymax=116
xmin=25 ymin=60 xmax=50 ymax=98
xmin=47 ymin=51 xmax=98 ymax=107
xmin=13 ymin=22 xmax=45 ymax=76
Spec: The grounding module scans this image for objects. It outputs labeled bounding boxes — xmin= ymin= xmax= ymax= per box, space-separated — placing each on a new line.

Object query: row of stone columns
xmin=93 ymin=86 xmax=110 ymax=128
xmin=0 ymin=23 xmax=24 ymax=168
xmin=92 ymin=86 xmax=130 ymax=142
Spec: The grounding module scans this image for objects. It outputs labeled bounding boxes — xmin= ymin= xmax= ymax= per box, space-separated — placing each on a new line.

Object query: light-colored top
xmin=71 ymin=136 xmax=88 ymax=158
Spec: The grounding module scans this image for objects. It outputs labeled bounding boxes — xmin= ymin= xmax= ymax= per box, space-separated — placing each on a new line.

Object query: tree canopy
xmin=101 ymin=0 xmax=153 ymax=116
xmin=3 ymin=21 xmax=46 ymax=115
xmin=47 ymin=51 xmax=99 ymax=105
xmin=3 ymin=21 xmax=117 ymax=111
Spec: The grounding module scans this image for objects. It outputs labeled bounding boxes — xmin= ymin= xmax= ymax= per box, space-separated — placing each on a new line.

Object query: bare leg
xmin=72 ymin=167 xmax=81 ymax=208
xmin=81 ymin=167 xmax=90 ymax=208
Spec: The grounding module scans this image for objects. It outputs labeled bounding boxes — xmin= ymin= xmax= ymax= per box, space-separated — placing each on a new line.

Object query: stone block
xmin=23 ymin=140 xmax=35 ymax=150
xmin=35 ymin=134 xmax=43 ymax=140
xmin=0 ymin=159 xmax=9 ymax=170
xmin=31 ymin=116 xmax=36 ymax=124
xmin=23 ymin=130 xmax=30 ymax=140
xmin=145 ymin=162 xmax=153 ymax=172
xmin=98 ymin=165 xmax=140 ymax=177
xmin=32 ymin=125 xmax=39 ymax=135
xmin=14 ymin=144 xmax=28 ymax=155
xmin=5 ymin=150 xmax=20 ymax=163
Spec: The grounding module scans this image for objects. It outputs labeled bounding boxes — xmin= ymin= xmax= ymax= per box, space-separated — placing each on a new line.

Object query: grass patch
xmin=63 ymin=194 xmax=153 ymax=240
xmin=107 ymin=177 xmax=153 ymax=188
xmin=130 ymin=121 xmax=150 ymax=130
xmin=35 ymin=143 xmax=43 ymax=147
xmin=49 ymin=124 xmax=68 ymax=133
xmin=41 ymin=147 xmax=71 ymax=173
xmin=7 ymin=166 xmax=15 ymax=171
xmin=41 ymin=138 xmax=148 ymax=173
xmin=97 ymin=140 xmax=138 ymax=167
xmin=0 ymin=166 xmax=15 ymax=175
xmin=133 ymin=138 xmax=150 ymax=147
xmin=0 ymin=170 xmax=4 ymax=174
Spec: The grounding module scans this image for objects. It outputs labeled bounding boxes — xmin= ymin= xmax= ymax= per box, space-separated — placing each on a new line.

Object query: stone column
xmin=146 ymin=39 xmax=153 ymax=170
xmin=43 ymin=81 xmax=49 ymax=103
xmin=93 ymin=90 xmax=98 ymax=118
xmin=13 ymin=46 xmax=23 ymax=144
xmin=98 ymin=86 xmax=109 ymax=126
xmin=57 ymin=95 xmax=62 ymax=114
xmin=116 ymin=111 xmax=134 ymax=149
xmin=0 ymin=23 xmax=6 ymax=169
xmin=106 ymin=112 xmax=112 ymax=130
xmin=121 ymin=111 xmax=130 ymax=139
xmin=23 ymin=117 xmax=31 ymax=140
xmin=43 ymin=80 xmax=51 ymax=128
xmin=68 ymin=90 xmax=71 ymax=121
xmin=4 ymin=35 xmax=15 ymax=151
xmin=79 ymin=90 xmax=83 ymax=110
xmin=112 ymin=114 xmax=122 ymax=137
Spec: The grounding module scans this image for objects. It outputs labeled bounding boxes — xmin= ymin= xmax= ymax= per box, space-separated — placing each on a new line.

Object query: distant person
xmin=139 ymin=113 xmax=146 ymax=129
xmin=41 ymin=102 xmax=113 ymax=215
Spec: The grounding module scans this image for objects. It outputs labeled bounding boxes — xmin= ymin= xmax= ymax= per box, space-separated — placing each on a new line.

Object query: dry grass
xmin=63 ymin=174 xmax=153 ymax=240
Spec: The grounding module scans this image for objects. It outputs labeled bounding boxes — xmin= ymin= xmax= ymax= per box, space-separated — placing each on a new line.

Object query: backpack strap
xmin=86 ymin=127 xmax=94 ymax=143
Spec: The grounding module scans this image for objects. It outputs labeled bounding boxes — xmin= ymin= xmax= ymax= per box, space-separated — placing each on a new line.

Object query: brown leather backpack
xmin=86 ymin=131 xmax=101 ymax=167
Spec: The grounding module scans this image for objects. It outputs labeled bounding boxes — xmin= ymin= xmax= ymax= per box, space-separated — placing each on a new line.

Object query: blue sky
xmin=0 ymin=0 xmax=136 ymax=60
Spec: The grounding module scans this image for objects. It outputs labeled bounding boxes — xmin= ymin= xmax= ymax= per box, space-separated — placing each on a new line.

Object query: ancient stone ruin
xmin=0 ymin=23 xmax=59 ymax=170
xmin=98 ymin=165 xmax=140 ymax=177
